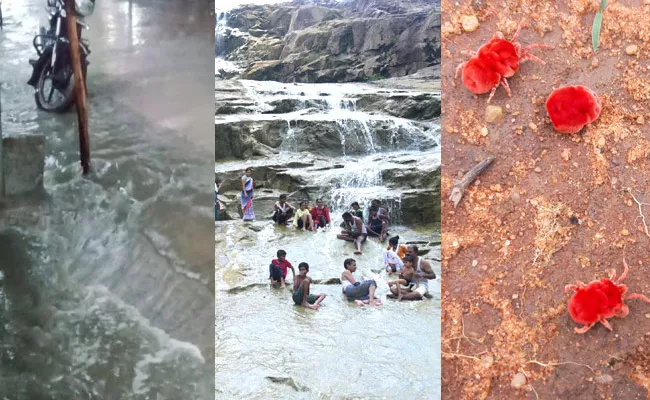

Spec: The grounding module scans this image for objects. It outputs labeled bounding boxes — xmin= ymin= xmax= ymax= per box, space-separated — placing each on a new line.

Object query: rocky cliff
xmin=216 ymin=0 xmax=441 ymax=83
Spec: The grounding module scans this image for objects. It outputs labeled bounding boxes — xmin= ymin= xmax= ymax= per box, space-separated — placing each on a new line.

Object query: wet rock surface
xmin=216 ymin=0 xmax=441 ymax=83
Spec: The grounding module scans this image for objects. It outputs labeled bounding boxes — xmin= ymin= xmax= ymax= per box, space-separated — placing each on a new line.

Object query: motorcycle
xmin=27 ymin=0 xmax=95 ymax=113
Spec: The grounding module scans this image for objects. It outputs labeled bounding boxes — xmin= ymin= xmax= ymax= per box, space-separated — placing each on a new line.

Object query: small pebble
xmin=625 ymin=44 xmax=639 ymax=56
xmin=461 ymin=15 xmax=480 ymax=32
xmin=481 ymin=354 xmax=494 ymax=368
xmin=597 ymin=137 xmax=606 ymax=147
xmin=595 ymin=374 xmax=613 ymax=385
xmin=442 ymin=22 xmax=456 ymax=35
xmin=591 ymin=57 xmax=599 ymax=68
xmin=620 ymin=229 xmax=630 ymax=236
xmin=511 ymin=373 xmax=527 ymax=389
xmin=534 ymin=167 xmax=542 ymax=173
xmin=485 ymin=105 xmax=503 ymax=123
xmin=472 ymin=260 xmax=478 ymax=267
xmin=645 ymin=313 xmax=650 ymax=318
xmin=510 ymin=190 xmax=520 ymax=202
xmin=481 ymin=127 xmax=489 ymax=136
xmin=512 ymin=293 xmax=519 ymax=299
xmin=637 ymin=116 xmax=645 ymax=125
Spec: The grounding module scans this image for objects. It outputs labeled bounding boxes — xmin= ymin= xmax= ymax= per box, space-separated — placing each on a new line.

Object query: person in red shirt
xmin=269 ymin=249 xmax=295 ymax=288
xmin=310 ymin=199 xmax=331 ymax=231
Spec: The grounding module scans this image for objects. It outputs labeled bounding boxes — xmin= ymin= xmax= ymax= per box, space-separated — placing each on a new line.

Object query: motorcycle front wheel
xmin=34 ymin=54 xmax=87 ymax=113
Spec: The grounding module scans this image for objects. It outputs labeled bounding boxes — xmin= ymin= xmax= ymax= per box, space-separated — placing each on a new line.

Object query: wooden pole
xmin=64 ymin=1 xmax=91 ymax=175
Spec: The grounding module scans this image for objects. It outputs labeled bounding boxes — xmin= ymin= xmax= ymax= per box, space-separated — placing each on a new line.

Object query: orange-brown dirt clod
xmin=442 ymin=0 xmax=650 ymax=398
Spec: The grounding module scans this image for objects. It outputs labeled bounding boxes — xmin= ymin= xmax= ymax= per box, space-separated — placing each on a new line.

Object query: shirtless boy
xmin=337 ymin=212 xmax=367 ymax=255
xmin=292 ymin=262 xmax=327 ymax=310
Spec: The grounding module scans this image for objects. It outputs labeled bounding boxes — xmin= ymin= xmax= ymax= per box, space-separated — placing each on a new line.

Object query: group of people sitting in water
xmin=215 ymin=169 xmax=390 ymax=256
xmin=272 ymin=194 xmax=391 ymax=255
xmin=268 ymin=239 xmax=436 ymax=309
xmin=271 ymin=195 xmax=332 ymax=231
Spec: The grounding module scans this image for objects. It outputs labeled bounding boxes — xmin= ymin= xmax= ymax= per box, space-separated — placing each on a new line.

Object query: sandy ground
xmin=441 ymin=0 xmax=650 ymax=398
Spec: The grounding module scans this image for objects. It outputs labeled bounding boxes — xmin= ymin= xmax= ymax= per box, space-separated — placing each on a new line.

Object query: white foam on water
xmin=44 ymin=155 xmax=59 ymax=168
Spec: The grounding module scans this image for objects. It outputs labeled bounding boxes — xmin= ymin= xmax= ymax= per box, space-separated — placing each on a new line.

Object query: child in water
xmin=269 ymin=249 xmax=295 ymax=288
xmin=350 ymin=201 xmax=363 ymax=220
xmin=292 ymin=262 xmax=327 ymax=310
xmin=387 ymin=255 xmax=418 ymax=301
xmin=383 ymin=248 xmax=404 ymax=275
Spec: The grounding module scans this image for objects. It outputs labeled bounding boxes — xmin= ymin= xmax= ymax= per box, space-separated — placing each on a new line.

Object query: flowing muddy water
xmin=1 ymin=0 xmax=214 ymax=398
xmin=215 ymin=76 xmax=441 ymax=396
xmin=215 ymin=222 xmax=441 ymax=399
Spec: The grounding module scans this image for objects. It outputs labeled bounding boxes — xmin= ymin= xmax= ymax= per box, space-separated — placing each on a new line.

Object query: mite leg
xmin=599 ymin=318 xmax=613 ymax=331
xmin=616 ymin=304 xmax=629 ymax=318
xmin=564 ymin=284 xmax=579 ymax=294
xmin=608 ymin=269 xmax=617 ymax=281
xmin=617 ymin=258 xmax=629 ymax=284
xmin=455 ymin=61 xmax=468 ymax=79
xmin=500 ymin=78 xmax=512 ymax=97
xmin=486 ymin=81 xmax=501 ymax=103
xmin=522 ymin=43 xmax=554 ymax=54
xmin=510 ymin=19 xmax=528 ymax=42
xmin=574 ymin=323 xmax=595 ymax=334
xmin=519 ymin=53 xmax=546 ymax=64
xmin=625 ymin=293 xmax=650 ymax=304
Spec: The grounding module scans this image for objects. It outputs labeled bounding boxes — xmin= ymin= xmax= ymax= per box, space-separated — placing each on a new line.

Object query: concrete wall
xmin=0 ymin=90 xmax=45 ymax=199
xmin=2 ymin=135 xmax=46 ymax=196
xmin=0 ymin=89 xmax=45 ymax=199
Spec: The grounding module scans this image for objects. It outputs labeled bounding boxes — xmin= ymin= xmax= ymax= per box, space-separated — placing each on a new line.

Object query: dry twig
xmin=442 ymin=351 xmax=484 ymax=361
xmin=628 ymin=189 xmax=650 ymax=238
xmin=526 ymin=360 xmax=596 ymax=374
xmin=448 ymin=315 xmax=483 ymax=352
xmin=449 ymin=156 xmax=496 ymax=207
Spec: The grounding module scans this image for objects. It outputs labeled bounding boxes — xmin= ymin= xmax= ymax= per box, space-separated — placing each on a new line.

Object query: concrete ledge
xmin=2 ymin=134 xmax=46 ymax=197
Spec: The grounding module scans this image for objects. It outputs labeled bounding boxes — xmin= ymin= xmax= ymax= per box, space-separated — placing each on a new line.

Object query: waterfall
xmin=216 ymin=80 xmax=439 ymax=225
xmin=215 ymin=11 xmax=228 ymax=57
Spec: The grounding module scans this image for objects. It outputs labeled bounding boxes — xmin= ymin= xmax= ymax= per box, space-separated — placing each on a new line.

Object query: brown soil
xmin=441 ymin=0 xmax=650 ymax=398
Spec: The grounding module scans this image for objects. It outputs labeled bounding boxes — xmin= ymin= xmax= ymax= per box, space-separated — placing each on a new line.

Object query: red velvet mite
xmin=545 ymin=85 xmax=602 ymax=134
xmin=455 ymin=19 xmax=553 ymax=103
xmin=565 ymin=260 xmax=650 ymax=334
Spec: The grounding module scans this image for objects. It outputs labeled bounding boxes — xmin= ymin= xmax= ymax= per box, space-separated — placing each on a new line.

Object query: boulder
xmin=222 ymin=1 xmax=441 ymax=83
xmin=287 ymin=5 xmax=342 ymax=33
xmin=400 ymin=189 xmax=440 ymax=225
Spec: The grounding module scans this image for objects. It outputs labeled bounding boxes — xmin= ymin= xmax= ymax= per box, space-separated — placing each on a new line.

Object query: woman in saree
xmin=241 ymin=167 xmax=255 ymax=221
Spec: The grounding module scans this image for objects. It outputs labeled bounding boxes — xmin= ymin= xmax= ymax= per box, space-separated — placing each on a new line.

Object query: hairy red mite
xmin=565 ymin=260 xmax=650 ymax=334
xmin=545 ymin=85 xmax=601 ymax=134
xmin=455 ymin=20 xmax=553 ymax=103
